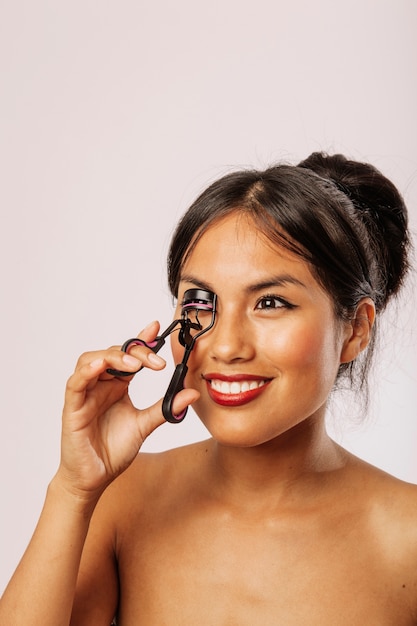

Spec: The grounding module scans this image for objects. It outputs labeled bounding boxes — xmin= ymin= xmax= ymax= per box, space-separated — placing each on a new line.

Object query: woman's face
xmin=172 ymin=212 xmax=351 ymax=447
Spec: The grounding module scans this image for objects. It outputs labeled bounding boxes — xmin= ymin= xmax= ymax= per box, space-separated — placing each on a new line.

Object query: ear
xmin=340 ymin=298 xmax=376 ymax=364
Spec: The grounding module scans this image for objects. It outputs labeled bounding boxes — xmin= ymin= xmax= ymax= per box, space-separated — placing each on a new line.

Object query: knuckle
xmin=125 ymin=344 xmax=147 ymax=358
xmin=75 ymin=351 xmax=95 ymax=368
xmin=65 ymin=372 xmax=78 ymax=392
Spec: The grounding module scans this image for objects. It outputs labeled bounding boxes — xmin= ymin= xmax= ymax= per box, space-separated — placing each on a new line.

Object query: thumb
xmin=137 ymin=388 xmax=200 ymax=441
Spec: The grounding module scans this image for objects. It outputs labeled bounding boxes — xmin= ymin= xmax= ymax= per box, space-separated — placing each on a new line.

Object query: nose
xmin=206 ymin=305 xmax=255 ymax=364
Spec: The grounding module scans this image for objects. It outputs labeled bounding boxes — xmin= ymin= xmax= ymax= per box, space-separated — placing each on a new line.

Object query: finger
xmin=136 ymin=389 xmax=200 ymax=441
xmin=120 ymin=321 xmax=167 ymax=371
xmin=65 ymin=357 xmax=109 ymax=413
xmin=74 ymin=320 xmax=160 ymax=369
xmin=65 ymin=352 xmax=140 ymax=412
xmin=171 ymin=388 xmax=200 ymax=417
xmin=121 ymin=348 xmax=166 ymax=371
xmin=137 ymin=320 xmax=160 ymax=342
xmin=65 ymin=321 xmax=167 ymax=411
xmin=106 ymin=321 xmax=166 ymax=376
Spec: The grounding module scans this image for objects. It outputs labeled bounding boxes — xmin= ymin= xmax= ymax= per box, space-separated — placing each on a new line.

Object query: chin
xmin=195 ymin=407 xmax=282 ymax=449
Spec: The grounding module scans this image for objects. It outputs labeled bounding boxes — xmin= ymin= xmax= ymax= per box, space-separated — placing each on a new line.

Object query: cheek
xmin=263 ymin=321 xmax=340 ymax=372
xmin=266 ymin=335 xmax=313 ymax=369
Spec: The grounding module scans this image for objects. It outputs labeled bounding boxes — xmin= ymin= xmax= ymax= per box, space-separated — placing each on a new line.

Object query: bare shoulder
xmin=123 ymin=437 xmax=211 ymax=486
xmin=370 ymin=463 xmax=417 ymax=539
xmin=345 ymin=450 xmax=417 ymax=516
xmin=343 ymin=450 xmax=417 ymax=569
xmin=98 ymin=438 xmax=212 ymax=517
xmin=322 ymin=449 xmax=417 ymax=621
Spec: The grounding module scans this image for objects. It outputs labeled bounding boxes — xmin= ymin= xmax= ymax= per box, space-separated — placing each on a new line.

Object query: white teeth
xmin=210 ymin=379 xmax=266 ymax=394
xmin=230 ymin=382 xmax=240 ymax=394
xmin=220 ymin=381 xmax=229 ymax=394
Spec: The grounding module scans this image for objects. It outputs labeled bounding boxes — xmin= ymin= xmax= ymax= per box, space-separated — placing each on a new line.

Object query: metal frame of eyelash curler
xmin=106 ymin=289 xmax=217 ymax=423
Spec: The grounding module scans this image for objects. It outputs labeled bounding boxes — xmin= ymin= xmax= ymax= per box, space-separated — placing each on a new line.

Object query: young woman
xmin=1 ymin=153 xmax=416 ymax=625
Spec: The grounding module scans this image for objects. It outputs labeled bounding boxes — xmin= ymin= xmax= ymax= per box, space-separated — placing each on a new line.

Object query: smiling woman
xmin=171 ymin=213 xmax=352 ymax=448
xmin=0 ymin=153 xmax=416 ymax=626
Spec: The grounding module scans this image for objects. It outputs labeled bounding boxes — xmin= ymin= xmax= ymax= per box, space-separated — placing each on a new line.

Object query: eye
xmin=255 ymin=295 xmax=294 ymax=310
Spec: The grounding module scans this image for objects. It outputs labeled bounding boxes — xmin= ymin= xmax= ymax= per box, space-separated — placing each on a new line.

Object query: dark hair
xmin=167 ymin=152 xmax=410 ymax=393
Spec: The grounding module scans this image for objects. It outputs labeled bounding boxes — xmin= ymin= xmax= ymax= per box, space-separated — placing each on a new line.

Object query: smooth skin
xmin=1 ymin=213 xmax=417 ymax=625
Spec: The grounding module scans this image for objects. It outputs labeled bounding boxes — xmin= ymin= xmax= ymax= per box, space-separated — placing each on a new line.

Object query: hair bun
xmin=298 ymin=152 xmax=411 ymax=307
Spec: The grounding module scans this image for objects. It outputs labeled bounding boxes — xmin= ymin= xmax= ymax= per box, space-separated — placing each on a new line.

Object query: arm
xmin=69 ymin=487 xmax=121 ymax=626
xmin=0 ymin=322 xmax=199 ymax=626
xmin=0 ymin=477 xmax=100 ymax=626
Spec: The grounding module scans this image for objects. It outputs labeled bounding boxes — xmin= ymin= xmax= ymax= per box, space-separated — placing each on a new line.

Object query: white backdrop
xmin=1 ymin=0 xmax=416 ymax=593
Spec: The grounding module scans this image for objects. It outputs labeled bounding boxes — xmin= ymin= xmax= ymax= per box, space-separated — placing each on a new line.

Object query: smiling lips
xmin=204 ymin=374 xmax=271 ymax=406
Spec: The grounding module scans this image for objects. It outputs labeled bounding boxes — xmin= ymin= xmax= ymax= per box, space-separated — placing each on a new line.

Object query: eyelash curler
xmin=106 ymin=289 xmax=217 ymax=423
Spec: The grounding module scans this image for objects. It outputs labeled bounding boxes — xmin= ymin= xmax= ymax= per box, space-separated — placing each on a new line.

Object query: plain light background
xmin=0 ymin=0 xmax=416 ymax=593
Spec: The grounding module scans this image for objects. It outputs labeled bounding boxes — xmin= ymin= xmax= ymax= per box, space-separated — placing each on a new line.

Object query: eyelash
xmin=255 ymin=294 xmax=296 ymax=311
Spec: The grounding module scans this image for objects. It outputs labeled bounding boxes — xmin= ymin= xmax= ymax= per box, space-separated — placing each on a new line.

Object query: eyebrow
xmin=179 ymin=274 xmax=216 ymax=293
xmin=179 ymin=273 xmax=308 ymax=294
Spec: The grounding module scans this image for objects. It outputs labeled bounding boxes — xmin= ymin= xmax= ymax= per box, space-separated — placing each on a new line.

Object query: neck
xmin=207 ymin=415 xmax=346 ymax=512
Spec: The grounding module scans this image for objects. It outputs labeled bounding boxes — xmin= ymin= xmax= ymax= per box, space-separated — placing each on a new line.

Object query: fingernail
xmin=122 ymin=354 xmax=141 ymax=368
xmin=148 ymin=353 xmax=165 ymax=366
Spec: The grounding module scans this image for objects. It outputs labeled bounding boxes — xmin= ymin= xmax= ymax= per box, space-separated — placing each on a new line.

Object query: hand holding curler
xmin=107 ymin=289 xmax=217 ymax=423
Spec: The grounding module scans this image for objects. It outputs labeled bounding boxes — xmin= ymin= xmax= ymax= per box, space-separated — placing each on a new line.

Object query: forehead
xmin=180 ymin=213 xmax=318 ymax=288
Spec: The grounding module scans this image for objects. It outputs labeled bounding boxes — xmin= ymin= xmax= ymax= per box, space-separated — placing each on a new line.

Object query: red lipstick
xmin=203 ymin=373 xmax=271 ymax=407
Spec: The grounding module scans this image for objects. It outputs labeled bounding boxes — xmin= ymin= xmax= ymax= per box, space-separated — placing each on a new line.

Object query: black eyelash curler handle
xmin=162 ymin=291 xmax=217 ymax=423
xmin=162 ymin=362 xmax=189 ymax=423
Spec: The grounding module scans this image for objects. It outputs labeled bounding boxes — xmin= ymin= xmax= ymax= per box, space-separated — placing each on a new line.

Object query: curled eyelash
xmin=255 ymin=294 xmax=296 ymax=310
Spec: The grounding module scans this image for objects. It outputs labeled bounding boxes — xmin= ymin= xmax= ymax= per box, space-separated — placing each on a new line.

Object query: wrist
xmin=49 ymin=471 xmax=105 ymax=517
